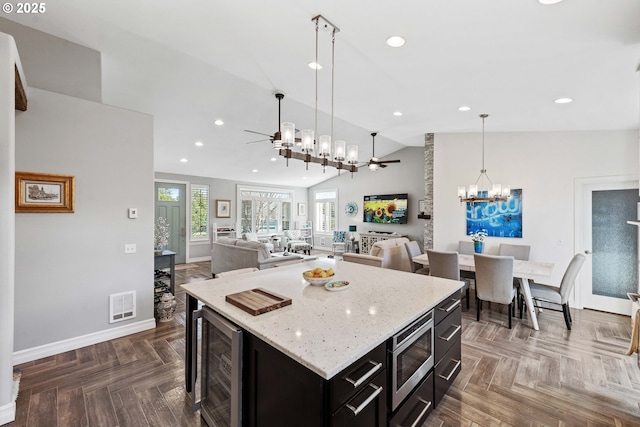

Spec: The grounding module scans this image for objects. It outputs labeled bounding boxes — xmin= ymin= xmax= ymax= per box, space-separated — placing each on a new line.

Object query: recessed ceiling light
xmin=252 ymin=169 xmax=258 ymax=173
xmin=308 ymin=62 xmax=323 ymax=70
xmin=270 ymin=157 xmax=277 ymax=162
xmin=539 ymin=0 xmax=564 ymax=4
xmin=180 ymin=158 xmax=188 ymax=163
xmin=458 ymin=105 xmax=471 ymax=112
xmin=554 ymin=97 xmax=573 ymax=104
xmin=195 ymin=141 xmax=203 ymax=147
xmin=393 ymin=111 xmax=403 ymax=116
xmin=302 ymin=176 xmax=307 ymax=180
xmin=386 ymin=36 xmax=406 ymax=47
xmin=214 ymin=119 xmax=224 ymax=126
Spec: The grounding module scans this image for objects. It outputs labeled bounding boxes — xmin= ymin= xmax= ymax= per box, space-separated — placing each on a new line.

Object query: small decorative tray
xmin=325 ymin=281 xmax=350 ymax=292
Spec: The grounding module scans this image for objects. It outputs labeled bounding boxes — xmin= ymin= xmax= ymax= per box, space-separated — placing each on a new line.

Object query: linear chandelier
xmin=458 ymin=114 xmax=510 ymax=204
xmin=276 ymin=14 xmax=358 ymax=175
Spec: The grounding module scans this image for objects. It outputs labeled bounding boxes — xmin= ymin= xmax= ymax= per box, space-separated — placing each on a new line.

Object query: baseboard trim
xmin=13 ymin=318 xmax=157 ymax=365
xmin=187 ymin=255 xmax=211 ymax=263
xmin=0 ymin=401 xmax=16 ymax=425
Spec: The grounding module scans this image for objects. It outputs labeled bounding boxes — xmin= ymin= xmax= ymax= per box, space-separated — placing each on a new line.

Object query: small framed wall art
xmin=15 ymin=171 xmax=75 ymax=213
xmin=216 ymin=199 xmax=231 ymax=218
xmin=298 ymin=203 xmax=306 ymax=216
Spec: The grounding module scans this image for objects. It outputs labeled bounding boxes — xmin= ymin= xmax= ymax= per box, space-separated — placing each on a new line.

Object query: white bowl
xmin=302 ymin=271 xmax=335 ymax=286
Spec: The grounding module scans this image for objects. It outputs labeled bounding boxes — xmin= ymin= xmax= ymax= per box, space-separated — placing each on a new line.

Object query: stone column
xmin=424 ymin=133 xmax=434 ymax=251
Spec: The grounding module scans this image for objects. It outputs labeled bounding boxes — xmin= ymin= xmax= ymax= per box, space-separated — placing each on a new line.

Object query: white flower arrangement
xmin=154 ymin=217 xmax=170 ymax=251
xmin=469 ymin=230 xmax=487 ymax=242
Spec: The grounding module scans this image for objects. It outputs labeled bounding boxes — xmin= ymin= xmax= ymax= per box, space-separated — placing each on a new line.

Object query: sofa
xmin=342 ymin=237 xmax=412 ymax=272
xmin=211 ymin=237 xmax=300 ymax=276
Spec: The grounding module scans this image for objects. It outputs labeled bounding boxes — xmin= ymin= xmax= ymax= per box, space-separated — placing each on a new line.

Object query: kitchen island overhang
xmin=183 ymin=259 xmax=464 ymax=380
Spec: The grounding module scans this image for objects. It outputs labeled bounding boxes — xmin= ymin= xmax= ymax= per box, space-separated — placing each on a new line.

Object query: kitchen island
xmin=183 ymin=259 xmax=464 ymax=426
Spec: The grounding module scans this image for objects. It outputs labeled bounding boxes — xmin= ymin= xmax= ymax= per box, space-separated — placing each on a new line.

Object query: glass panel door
xmin=579 ymin=178 xmax=638 ymax=315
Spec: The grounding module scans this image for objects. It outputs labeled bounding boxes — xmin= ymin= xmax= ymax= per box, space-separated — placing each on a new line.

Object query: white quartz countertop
xmin=182 ymin=260 xmax=464 ymax=379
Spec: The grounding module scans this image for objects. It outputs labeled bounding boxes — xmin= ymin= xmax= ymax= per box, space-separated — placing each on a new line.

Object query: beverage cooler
xmin=191 ymin=306 xmax=243 ymax=427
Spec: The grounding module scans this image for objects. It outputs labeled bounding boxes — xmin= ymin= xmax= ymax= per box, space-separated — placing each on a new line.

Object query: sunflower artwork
xmin=363 ymin=194 xmax=408 ymax=224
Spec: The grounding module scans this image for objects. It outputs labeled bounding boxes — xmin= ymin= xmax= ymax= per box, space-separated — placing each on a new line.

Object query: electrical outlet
xmin=124 ymin=244 xmax=136 ymax=254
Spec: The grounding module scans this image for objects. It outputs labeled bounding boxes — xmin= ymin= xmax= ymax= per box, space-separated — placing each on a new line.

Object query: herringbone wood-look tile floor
xmin=6 ymin=261 xmax=640 ymax=426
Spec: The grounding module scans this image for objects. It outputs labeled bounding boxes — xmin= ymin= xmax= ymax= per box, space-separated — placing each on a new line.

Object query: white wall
xmin=434 ymin=130 xmax=638 ymax=286
xmin=14 ymin=88 xmax=155 ymax=354
xmin=0 ymin=32 xmax=19 ymax=426
xmin=309 ymin=146 xmax=426 ymax=249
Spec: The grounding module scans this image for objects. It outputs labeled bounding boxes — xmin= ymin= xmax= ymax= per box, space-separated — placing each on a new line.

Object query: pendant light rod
xmin=275 ymin=14 xmax=357 ymax=176
xmin=458 ymin=113 xmax=509 ymax=204
xmin=480 ymin=113 xmax=488 ymax=173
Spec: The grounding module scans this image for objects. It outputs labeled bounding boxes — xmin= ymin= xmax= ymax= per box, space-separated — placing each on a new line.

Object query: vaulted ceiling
xmin=6 ymin=0 xmax=640 ymax=187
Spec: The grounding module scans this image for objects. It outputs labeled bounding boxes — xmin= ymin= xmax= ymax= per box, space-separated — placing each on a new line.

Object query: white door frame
xmin=574 ymin=174 xmax=638 ymax=314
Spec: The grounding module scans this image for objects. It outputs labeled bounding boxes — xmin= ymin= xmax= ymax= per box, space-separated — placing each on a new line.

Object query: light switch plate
xmin=128 ymin=208 xmax=138 ymax=219
xmin=124 ymin=244 xmax=136 ymax=254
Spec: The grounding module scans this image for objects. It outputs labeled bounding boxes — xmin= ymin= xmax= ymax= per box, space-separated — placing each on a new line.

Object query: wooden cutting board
xmin=225 ymin=288 xmax=292 ymax=316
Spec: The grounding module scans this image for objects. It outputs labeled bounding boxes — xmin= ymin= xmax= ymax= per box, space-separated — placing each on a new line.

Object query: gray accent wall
xmin=0 ymin=18 xmax=102 ymax=103
xmin=14 ymin=88 xmax=154 ymax=351
xmin=308 ymin=146 xmax=426 ymax=248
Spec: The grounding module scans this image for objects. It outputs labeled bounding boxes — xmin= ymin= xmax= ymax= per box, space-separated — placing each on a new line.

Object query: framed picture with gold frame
xmin=15 ymin=171 xmax=75 ymax=213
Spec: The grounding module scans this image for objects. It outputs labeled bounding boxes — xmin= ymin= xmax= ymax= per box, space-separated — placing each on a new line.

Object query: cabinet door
xmin=434 ymin=342 xmax=461 ymax=408
xmin=389 ymin=372 xmax=434 ymax=427
xmin=244 ymin=334 xmax=325 ymax=427
xmin=434 ymin=304 xmax=461 ymax=362
xmin=331 ymin=370 xmax=386 ymax=427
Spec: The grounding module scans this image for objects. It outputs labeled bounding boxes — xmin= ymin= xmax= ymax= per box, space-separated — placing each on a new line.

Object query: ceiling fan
xmin=363 ymin=132 xmax=400 ymax=170
xmin=244 ymin=92 xmax=298 ymax=145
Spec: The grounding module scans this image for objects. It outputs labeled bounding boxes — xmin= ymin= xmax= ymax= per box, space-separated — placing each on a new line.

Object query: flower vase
xmin=473 ymin=241 xmax=483 ymax=254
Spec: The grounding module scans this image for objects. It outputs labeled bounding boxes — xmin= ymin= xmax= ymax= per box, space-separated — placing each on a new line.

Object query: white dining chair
xmin=427 ymin=249 xmax=470 ymax=308
xmin=474 ymin=254 xmax=516 ymax=329
xmin=404 ymin=241 xmax=430 ymax=275
xmin=529 ymin=253 xmax=586 ymax=330
xmin=458 ymin=240 xmax=476 ymax=292
xmin=498 ymin=243 xmax=531 ymax=260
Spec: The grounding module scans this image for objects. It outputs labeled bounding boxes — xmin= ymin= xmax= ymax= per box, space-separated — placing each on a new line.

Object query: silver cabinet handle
xmin=346 ymin=383 xmax=383 ymax=416
xmin=409 ymin=399 xmax=432 ymax=427
xmin=438 ymin=359 xmax=461 ymax=382
xmin=438 ymin=324 xmax=461 ymax=342
xmin=344 ymin=360 xmax=383 ymax=388
xmin=437 ymin=299 xmax=460 ymax=313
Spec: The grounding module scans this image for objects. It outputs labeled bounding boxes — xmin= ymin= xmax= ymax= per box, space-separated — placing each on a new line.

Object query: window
xmin=238 ymin=187 xmax=293 ymax=235
xmin=191 ymin=184 xmax=209 ymax=240
xmin=157 ymin=187 xmax=179 ymax=201
xmin=315 ymin=190 xmax=337 ymax=232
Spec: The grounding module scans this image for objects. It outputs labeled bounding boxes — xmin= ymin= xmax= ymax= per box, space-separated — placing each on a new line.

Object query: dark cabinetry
xmin=433 ymin=290 xmax=462 ymax=407
xmin=388 ymin=372 xmax=434 ymax=427
xmin=244 ymin=333 xmax=387 ymax=427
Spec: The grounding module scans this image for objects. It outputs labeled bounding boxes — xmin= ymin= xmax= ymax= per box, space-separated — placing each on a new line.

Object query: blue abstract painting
xmin=466 ymin=189 xmax=522 ymax=238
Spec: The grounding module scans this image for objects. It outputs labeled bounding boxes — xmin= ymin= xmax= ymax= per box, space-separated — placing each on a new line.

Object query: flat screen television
xmin=363 ymin=193 xmax=408 ymax=224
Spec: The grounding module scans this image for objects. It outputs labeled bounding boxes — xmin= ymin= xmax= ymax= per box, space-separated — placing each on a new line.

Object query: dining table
xmin=412 ymin=253 xmax=554 ymax=330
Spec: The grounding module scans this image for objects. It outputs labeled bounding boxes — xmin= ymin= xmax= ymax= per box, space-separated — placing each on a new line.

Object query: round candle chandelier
xmin=458 ymin=114 xmax=510 ymax=204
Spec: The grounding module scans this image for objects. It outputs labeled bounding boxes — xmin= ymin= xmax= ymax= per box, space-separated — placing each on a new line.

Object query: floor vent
xmin=109 ymin=291 xmax=136 ymax=323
